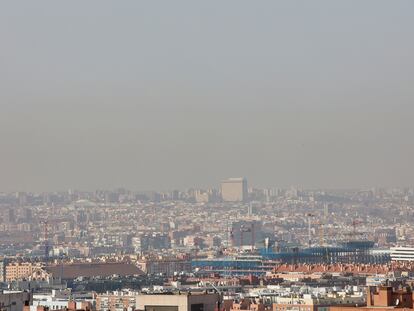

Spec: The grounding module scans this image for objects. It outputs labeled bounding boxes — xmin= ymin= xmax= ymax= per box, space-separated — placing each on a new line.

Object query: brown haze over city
xmin=1 ymin=1 xmax=414 ymax=192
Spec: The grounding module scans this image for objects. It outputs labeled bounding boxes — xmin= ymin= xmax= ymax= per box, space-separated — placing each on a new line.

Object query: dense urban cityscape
xmin=2 ymin=1 xmax=414 ymax=311
xmin=2 ymin=178 xmax=414 ymax=311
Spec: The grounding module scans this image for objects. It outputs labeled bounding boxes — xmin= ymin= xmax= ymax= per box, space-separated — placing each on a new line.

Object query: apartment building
xmin=5 ymin=262 xmax=41 ymax=282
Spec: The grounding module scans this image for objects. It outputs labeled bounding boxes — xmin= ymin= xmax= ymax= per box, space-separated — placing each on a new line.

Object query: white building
xmin=390 ymin=247 xmax=414 ymax=261
xmin=31 ymin=289 xmax=95 ymax=311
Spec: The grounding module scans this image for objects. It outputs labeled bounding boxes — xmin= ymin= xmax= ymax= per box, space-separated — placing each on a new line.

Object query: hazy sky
xmin=1 ymin=1 xmax=414 ymax=192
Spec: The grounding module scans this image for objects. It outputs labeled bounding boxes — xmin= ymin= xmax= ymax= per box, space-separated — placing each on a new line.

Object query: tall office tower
xmin=16 ymin=192 xmax=27 ymax=207
xmin=221 ymin=177 xmax=248 ymax=202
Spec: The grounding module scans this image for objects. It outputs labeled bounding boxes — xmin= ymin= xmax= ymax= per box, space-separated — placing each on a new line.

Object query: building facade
xmin=221 ymin=178 xmax=248 ymax=202
xmin=5 ymin=263 xmax=42 ymax=282
xmin=390 ymin=247 xmax=414 ymax=262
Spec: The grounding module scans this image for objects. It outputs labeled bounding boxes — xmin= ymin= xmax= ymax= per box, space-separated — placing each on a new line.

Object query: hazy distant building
xmin=104 ymin=192 xmax=119 ymax=204
xmin=16 ymin=192 xmax=27 ymax=207
xmin=221 ymin=177 xmax=248 ymax=202
xmin=194 ymin=190 xmax=210 ymax=203
xmin=134 ymin=233 xmax=171 ymax=253
xmin=3 ymin=208 xmax=16 ymax=223
xmin=23 ymin=208 xmax=33 ymax=222
xmin=231 ymin=220 xmax=263 ymax=248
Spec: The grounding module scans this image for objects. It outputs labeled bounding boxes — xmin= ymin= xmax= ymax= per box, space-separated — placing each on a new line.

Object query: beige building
xmin=5 ymin=262 xmax=42 ymax=282
xmin=136 ymin=293 xmax=220 ymax=311
xmin=221 ymin=178 xmax=248 ymax=202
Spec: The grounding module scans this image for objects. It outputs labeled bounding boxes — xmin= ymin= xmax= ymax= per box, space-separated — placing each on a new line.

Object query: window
xmin=191 ymin=304 xmax=204 ymax=311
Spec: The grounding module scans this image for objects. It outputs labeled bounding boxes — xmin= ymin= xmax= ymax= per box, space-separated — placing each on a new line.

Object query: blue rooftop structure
xmin=191 ymin=241 xmax=390 ymax=276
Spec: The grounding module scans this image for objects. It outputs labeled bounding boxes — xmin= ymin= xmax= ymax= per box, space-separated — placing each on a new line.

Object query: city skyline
xmin=3 ymin=181 xmax=414 ymax=194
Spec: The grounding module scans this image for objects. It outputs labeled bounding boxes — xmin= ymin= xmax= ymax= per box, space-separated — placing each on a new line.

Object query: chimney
xmin=366 ymin=286 xmax=374 ymax=306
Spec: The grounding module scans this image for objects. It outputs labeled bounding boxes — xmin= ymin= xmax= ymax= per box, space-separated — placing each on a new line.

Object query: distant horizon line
xmin=2 ymin=185 xmax=413 ymax=194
